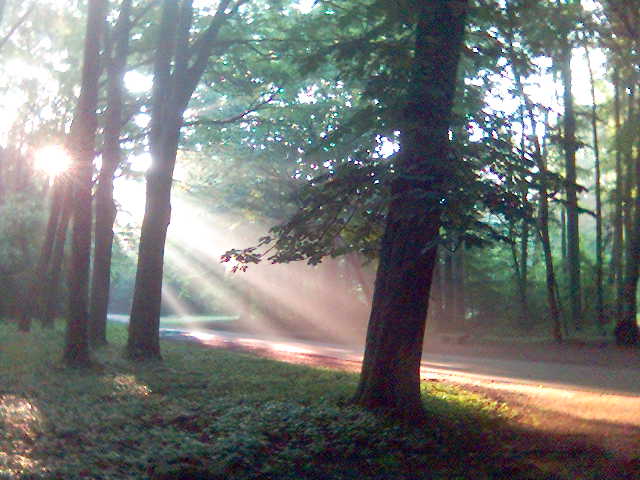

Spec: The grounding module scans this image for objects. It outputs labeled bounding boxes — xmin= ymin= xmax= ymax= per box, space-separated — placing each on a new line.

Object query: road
xmin=109 ymin=316 xmax=640 ymax=458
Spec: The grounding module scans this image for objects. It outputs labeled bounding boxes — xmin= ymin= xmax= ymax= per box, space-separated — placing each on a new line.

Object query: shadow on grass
xmin=0 ymin=321 xmax=637 ymax=479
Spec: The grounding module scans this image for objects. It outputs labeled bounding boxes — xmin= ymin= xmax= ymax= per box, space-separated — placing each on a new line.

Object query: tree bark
xmin=559 ymin=36 xmax=582 ymax=332
xmin=611 ymin=69 xmax=624 ymax=320
xmin=584 ymin=43 xmax=605 ymax=330
xmin=510 ymin=223 xmax=529 ymax=329
xmin=64 ymin=0 xmax=107 ymax=367
xmin=127 ymin=0 xmax=234 ymax=359
xmin=616 ymin=82 xmax=640 ymax=346
xmin=453 ymin=246 xmax=466 ymax=330
xmin=89 ymin=0 xmax=132 ymax=346
xmin=42 ymin=191 xmax=72 ymax=326
xmin=352 ymin=0 xmax=468 ymax=418
xmin=505 ymin=7 xmax=561 ymax=342
xmin=18 ymin=179 xmax=65 ymax=330
xmin=443 ymin=249 xmax=455 ymax=330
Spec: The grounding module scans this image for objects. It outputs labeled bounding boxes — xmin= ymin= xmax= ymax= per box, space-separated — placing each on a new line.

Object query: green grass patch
xmin=0 ymin=320 xmax=611 ymax=479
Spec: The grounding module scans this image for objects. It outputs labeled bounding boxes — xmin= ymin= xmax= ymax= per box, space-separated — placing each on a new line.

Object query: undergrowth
xmin=0 ymin=320 xmax=612 ymax=479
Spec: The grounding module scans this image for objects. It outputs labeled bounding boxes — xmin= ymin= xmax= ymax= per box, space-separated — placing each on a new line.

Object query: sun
xmin=34 ymin=145 xmax=72 ymax=178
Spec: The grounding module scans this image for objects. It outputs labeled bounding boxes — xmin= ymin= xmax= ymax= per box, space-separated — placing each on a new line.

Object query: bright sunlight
xmin=33 ymin=145 xmax=71 ymax=179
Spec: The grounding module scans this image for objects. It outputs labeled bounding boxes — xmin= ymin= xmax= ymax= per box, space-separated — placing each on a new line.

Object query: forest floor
xmin=1 ymin=320 xmax=638 ymax=479
xmin=159 ymin=327 xmax=640 ymax=475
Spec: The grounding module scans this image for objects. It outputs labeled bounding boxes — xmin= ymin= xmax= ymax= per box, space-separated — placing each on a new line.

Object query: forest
xmin=0 ymin=0 xmax=639 ymax=478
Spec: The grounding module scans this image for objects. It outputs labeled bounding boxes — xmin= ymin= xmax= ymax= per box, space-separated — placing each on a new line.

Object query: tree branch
xmin=0 ymin=3 xmax=34 ymax=53
xmin=183 ymin=93 xmax=275 ymax=127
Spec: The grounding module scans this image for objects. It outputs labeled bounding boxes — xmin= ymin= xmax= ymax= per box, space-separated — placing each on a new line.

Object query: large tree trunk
xmin=127 ymin=135 xmax=179 ymax=359
xmin=63 ymin=0 xmax=107 ymax=367
xmin=559 ymin=36 xmax=582 ymax=332
xmin=89 ymin=0 xmax=132 ymax=346
xmin=126 ymin=0 xmax=234 ymax=360
xmin=89 ymin=169 xmax=116 ymax=345
xmin=353 ymin=0 xmax=468 ymax=418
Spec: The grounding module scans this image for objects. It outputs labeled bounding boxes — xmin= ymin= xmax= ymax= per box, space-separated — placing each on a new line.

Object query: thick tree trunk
xmin=127 ymin=139 xmax=179 ymax=359
xmin=64 ymin=0 xmax=107 ymax=367
xmin=353 ymin=0 xmax=468 ymax=418
xmin=89 ymin=174 xmax=116 ymax=345
xmin=126 ymin=0 xmax=233 ymax=360
xmin=89 ymin=0 xmax=132 ymax=346
xmin=559 ymin=40 xmax=582 ymax=332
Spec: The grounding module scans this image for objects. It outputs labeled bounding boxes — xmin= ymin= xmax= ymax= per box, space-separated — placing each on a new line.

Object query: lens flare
xmin=34 ymin=145 xmax=71 ymax=178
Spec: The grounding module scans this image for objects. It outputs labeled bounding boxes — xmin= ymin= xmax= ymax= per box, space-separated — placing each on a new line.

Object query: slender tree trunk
xmin=42 ymin=193 xmax=72 ymax=326
xmin=453 ymin=246 xmax=466 ymax=329
xmin=611 ymin=69 xmax=624 ymax=319
xmin=18 ymin=179 xmax=65 ymax=330
xmin=442 ymin=249 xmax=455 ymax=330
xmin=429 ymin=258 xmax=443 ymax=332
xmin=64 ymin=0 xmax=107 ymax=367
xmin=559 ymin=37 xmax=582 ymax=332
xmin=353 ymin=0 xmax=468 ymax=418
xmin=345 ymin=252 xmax=372 ymax=302
xmin=616 ymin=83 xmax=640 ymax=346
xmin=584 ymin=43 xmax=605 ymax=330
xmin=616 ymin=155 xmax=640 ymax=346
xmin=505 ymin=9 xmax=561 ymax=342
xmin=622 ymin=83 xmax=635 ymax=313
xmin=89 ymin=0 xmax=132 ymax=346
xmin=510 ymin=225 xmax=529 ymax=329
xmin=516 ymin=108 xmax=530 ymax=328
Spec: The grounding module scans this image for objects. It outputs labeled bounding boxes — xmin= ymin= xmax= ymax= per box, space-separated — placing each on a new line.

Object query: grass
xmin=109 ymin=313 xmax=241 ymax=333
xmin=0 ymin=321 xmax=626 ymax=479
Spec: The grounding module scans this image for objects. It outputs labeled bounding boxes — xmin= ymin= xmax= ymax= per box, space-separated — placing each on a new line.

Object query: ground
xmin=1 ymin=320 xmax=639 ymax=479
xmin=161 ymin=327 xmax=640 ymax=468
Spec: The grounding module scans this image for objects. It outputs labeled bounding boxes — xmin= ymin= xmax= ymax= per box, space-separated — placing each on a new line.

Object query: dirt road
xmin=154 ymin=326 xmax=640 ymax=462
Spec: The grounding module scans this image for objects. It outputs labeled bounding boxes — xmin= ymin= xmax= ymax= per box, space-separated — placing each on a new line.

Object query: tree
xmin=583 ymin=37 xmax=605 ymax=330
xmin=503 ymin=2 xmax=563 ymax=341
xmin=63 ymin=0 xmax=107 ymax=366
xmin=127 ymin=0 xmax=243 ymax=359
xmin=352 ymin=0 xmax=469 ymax=418
xmin=89 ymin=0 xmax=133 ymax=346
xmin=556 ymin=0 xmax=582 ymax=332
xmin=602 ymin=1 xmax=640 ymax=345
